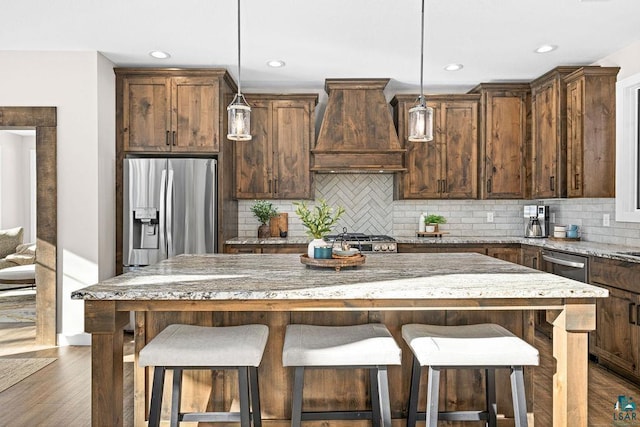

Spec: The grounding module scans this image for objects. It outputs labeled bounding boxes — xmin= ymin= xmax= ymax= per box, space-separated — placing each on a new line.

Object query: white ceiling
xmin=2 ymin=0 xmax=640 ymax=93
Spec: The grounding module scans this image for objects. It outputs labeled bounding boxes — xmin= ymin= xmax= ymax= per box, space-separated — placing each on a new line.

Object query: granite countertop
xmin=71 ymin=253 xmax=608 ymax=301
xmin=226 ymin=236 xmax=640 ymax=264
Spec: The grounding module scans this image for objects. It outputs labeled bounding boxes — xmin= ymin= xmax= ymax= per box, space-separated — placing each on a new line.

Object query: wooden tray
xmin=417 ymin=231 xmax=450 ymax=238
xmin=548 ymin=236 xmax=581 ymax=241
xmin=300 ymin=254 xmax=366 ymax=271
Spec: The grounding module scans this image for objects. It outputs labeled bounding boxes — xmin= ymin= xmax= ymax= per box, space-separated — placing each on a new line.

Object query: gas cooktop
xmin=323 ymin=232 xmax=397 ymax=253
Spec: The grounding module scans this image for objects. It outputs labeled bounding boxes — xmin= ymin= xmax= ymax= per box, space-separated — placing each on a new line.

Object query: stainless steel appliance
xmin=524 ymin=205 xmax=550 ymax=238
xmin=123 ymin=157 xmax=217 ymax=269
xmin=542 ymin=250 xmax=588 ymax=283
xmin=324 ymin=232 xmax=397 ymax=253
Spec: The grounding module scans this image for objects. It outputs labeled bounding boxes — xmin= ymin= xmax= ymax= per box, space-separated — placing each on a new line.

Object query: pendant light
xmin=227 ymin=0 xmax=252 ymax=141
xmin=408 ymin=0 xmax=434 ymax=142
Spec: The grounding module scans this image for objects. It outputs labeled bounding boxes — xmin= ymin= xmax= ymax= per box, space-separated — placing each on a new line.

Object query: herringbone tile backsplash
xmin=237 ymin=175 xmax=640 ymax=246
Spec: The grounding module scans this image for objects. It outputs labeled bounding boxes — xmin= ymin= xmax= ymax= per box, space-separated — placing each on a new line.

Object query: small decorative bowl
xmin=332 ymin=248 xmax=360 ymax=257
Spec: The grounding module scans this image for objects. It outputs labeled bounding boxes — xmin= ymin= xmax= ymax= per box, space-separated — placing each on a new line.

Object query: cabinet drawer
xmin=590 ymin=257 xmax=640 ymax=293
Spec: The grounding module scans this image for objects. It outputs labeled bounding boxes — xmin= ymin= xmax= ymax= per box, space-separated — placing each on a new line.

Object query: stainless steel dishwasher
xmin=536 ymin=250 xmax=589 ymax=337
xmin=541 ymin=250 xmax=588 ymax=283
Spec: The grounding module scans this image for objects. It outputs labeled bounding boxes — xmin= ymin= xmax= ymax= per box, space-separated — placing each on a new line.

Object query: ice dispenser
xmin=132 ymin=208 xmax=159 ymax=249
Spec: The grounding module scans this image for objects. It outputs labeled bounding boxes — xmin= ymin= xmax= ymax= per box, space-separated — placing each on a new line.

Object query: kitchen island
xmin=73 ymin=253 xmax=608 ymax=427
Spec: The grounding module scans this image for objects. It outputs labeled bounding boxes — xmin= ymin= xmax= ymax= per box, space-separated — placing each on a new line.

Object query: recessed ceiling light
xmin=149 ymin=50 xmax=171 ymax=59
xmin=535 ymin=44 xmax=557 ymax=54
xmin=267 ymin=60 xmax=286 ymax=68
xmin=444 ymin=63 xmax=463 ymax=71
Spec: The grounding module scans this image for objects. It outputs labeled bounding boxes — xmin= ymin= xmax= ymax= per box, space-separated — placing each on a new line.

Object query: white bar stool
xmin=402 ymin=323 xmax=539 ymax=427
xmin=139 ymin=323 xmax=269 ymax=427
xmin=282 ymin=323 xmax=402 ymax=427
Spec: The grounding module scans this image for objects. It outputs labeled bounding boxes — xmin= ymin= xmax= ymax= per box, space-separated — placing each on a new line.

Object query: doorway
xmin=0 ymin=107 xmax=57 ymax=346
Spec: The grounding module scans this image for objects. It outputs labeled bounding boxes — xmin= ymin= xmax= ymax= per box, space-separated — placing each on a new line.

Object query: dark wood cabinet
xmin=590 ymin=257 xmax=640 ymax=383
xmin=118 ymin=69 xmax=236 ymax=153
xmin=530 ymin=66 xmax=580 ymax=198
xmin=392 ymin=95 xmax=479 ymax=199
xmin=519 ymin=245 xmax=542 ymax=271
xmin=565 ymin=67 xmax=619 ymax=198
xmin=470 ymin=84 xmax=531 ymax=199
xmin=486 ymin=246 xmax=520 ymax=264
xmin=235 ymin=94 xmax=317 ymax=199
xmin=224 ymin=243 xmax=307 ymax=254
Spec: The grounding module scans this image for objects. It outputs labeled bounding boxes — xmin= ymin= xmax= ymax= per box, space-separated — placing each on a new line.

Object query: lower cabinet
xmin=520 ymin=245 xmax=542 ymax=270
xmin=224 ymin=244 xmax=306 ymax=254
xmin=590 ymin=257 xmax=640 ymax=383
xmin=486 ymin=246 xmax=520 ymax=264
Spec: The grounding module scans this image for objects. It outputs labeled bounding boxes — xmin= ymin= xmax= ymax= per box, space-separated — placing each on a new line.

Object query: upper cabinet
xmin=116 ymin=68 xmax=236 ymax=153
xmin=234 ymin=94 xmax=318 ymax=199
xmin=565 ymin=67 xmax=619 ymax=198
xmin=530 ymin=66 xmax=580 ymax=198
xmin=470 ymin=84 xmax=531 ymax=199
xmin=392 ymin=95 xmax=479 ymax=199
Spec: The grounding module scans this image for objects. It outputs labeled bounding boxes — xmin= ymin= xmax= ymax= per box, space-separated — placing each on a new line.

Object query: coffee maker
xmin=524 ymin=205 xmax=550 ymax=238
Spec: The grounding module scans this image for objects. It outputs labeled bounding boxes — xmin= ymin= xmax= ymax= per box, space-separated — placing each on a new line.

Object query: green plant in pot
xmin=294 ymin=199 xmax=345 ymax=258
xmin=250 ymin=200 xmax=279 ymax=238
xmin=424 ymin=214 xmax=446 ymax=232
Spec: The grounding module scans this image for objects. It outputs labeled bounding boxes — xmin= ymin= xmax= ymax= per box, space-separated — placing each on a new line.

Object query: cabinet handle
xmin=437 ymin=180 xmax=442 ymax=193
xmin=487 ymin=178 xmax=492 ymax=194
xmin=165 ymin=130 xmax=170 ymax=146
xmin=550 ymin=176 xmax=555 ymax=192
xmin=532 ymin=256 xmax=538 ymax=270
xmin=629 ymin=303 xmax=636 ymax=325
xmin=274 ymin=179 xmax=278 ymax=195
xmin=575 ymin=173 xmax=580 ymax=190
xmin=637 ymin=304 xmax=640 ymax=327
xmin=268 ymin=179 xmax=272 ymax=193
xmin=442 ymin=179 xmax=447 ymax=193
xmin=172 ymin=131 xmax=176 ymax=146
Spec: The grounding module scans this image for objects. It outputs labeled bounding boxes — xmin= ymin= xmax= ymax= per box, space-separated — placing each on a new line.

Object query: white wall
xmin=596 ymin=39 xmax=640 ymax=79
xmin=0 ymin=51 xmax=115 ymax=345
xmin=0 ymin=132 xmax=35 ymax=242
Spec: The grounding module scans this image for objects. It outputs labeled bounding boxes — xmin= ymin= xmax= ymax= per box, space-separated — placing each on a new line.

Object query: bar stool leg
xmin=426 ymin=367 xmax=440 ymax=427
xmin=238 ymin=366 xmax=251 ymax=427
xmin=375 ymin=366 xmax=392 ymax=427
xmin=510 ymin=366 xmax=528 ymax=427
xmin=369 ymin=368 xmax=381 ymax=427
xmin=170 ymin=368 xmax=183 ymax=427
xmin=486 ymin=368 xmax=497 ymax=427
xmin=291 ymin=366 xmax=304 ymax=427
xmin=407 ymin=357 xmax=421 ymax=427
xmin=149 ymin=366 xmax=166 ymax=427
xmin=249 ymin=366 xmax=262 ymax=427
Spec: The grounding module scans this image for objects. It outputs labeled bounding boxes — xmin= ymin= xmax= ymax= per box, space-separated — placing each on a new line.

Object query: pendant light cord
xmin=419 ymin=0 xmax=425 ymax=105
xmin=237 ymin=0 xmax=242 ymax=96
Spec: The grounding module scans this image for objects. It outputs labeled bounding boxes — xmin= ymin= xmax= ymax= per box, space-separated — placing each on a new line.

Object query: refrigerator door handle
xmin=159 ymin=169 xmax=168 ymax=257
xmin=166 ymin=169 xmax=175 ymax=257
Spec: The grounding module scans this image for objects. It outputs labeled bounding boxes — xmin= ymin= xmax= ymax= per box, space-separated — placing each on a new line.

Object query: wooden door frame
xmin=0 ymin=107 xmax=57 ymax=345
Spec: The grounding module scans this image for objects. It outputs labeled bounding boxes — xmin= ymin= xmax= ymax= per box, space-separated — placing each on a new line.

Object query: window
xmin=616 ymin=72 xmax=640 ymax=222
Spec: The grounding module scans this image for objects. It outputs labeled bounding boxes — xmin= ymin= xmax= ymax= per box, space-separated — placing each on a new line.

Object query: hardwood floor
xmin=0 ymin=322 xmax=637 ymax=426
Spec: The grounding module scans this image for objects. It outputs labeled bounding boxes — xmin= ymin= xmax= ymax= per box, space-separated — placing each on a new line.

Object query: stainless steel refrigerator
xmin=123 ymin=157 xmax=217 ymax=269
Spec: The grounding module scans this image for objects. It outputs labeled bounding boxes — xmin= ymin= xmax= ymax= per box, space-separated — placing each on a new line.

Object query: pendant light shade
xmin=227 ymin=0 xmax=252 ymax=141
xmin=408 ymin=0 xmax=434 ymax=142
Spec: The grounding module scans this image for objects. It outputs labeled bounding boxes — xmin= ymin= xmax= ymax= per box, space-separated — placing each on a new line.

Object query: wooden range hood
xmin=311 ymin=78 xmax=406 ymax=173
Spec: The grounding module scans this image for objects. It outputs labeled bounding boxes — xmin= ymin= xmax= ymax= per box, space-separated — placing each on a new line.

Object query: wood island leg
xmin=85 ymin=300 xmax=129 ymax=427
xmin=549 ymin=303 xmax=596 ymax=427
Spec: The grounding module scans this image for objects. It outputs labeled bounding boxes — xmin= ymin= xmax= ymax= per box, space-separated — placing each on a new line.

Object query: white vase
xmin=307 ymin=238 xmax=325 ymax=258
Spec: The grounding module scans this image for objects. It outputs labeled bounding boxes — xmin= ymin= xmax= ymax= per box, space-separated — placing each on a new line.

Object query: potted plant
xmin=424 ymin=214 xmax=446 ymax=233
xmin=250 ymin=200 xmax=279 ymax=238
xmin=294 ymin=199 xmax=345 ymax=258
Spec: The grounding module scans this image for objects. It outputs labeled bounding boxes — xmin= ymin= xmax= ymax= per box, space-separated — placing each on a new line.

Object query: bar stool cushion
xmin=139 ymin=324 xmax=269 ymax=367
xmin=402 ymin=323 xmax=539 ymax=367
xmin=282 ymin=323 xmax=402 ymax=367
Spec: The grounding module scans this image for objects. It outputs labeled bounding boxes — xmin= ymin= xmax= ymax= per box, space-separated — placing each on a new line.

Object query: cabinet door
xmin=531 ymin=82 xmax=561 ymax=198
xmin=519 ymin=246 xmax=541 ymax=270
xmin=487 ymin=247 xmax=519 ymax=264
xmin=171 ymin=77 xmax=220 ymax=153
xmin=484 ymin=93 xmax=528 ymax=198
xmin=566 ymin=78 xmax=584 ymax=198
xmin=441 ymin=102 xmax=478 ymax=199
xmin=273 ymin=100 xmax=312 ymax=199
xmin=123 ymin=76 xmax=171 ymax=152
xmin=235 ymin=100 xmax=273 ymax=198
xmin=403 ymin=100 xmax=442 ymax=198
xmin=593 ymin=283 xmax=640 ymax=377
